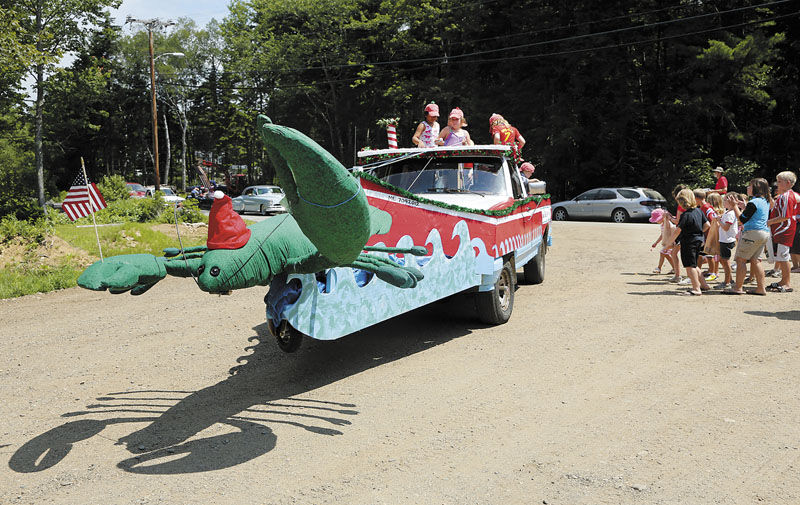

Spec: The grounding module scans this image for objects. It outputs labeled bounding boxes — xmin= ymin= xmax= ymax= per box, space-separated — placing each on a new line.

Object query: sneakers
xmin=765 ymin=269 xmax=780 ymax=278
xmin=678 ymin=277 xmax=692 ymax=285
xmin=652 ymin=267 xmax=662 ymax=274
xmin=668 ymin=276 xmax=683 ymax=283
xmin=704 ymin=274 xmax=718 ymax=281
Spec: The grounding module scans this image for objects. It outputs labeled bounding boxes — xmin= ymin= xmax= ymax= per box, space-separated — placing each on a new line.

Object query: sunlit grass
xmin=1 ymin=223 xmax=207 ymax=299
xmin=55 ymin=222 xmax=206 ymax=257
xmin=0 ymin=262 xmax=82 ymax=299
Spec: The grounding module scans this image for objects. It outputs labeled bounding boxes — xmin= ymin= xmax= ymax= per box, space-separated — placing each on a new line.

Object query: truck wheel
xmin=476 ymin=260 xmax=515 ymax=325
xmin=275 ymin=323 xmax=304 ymax=353
xmin=523 ymin=237 xmax=546 ymax=284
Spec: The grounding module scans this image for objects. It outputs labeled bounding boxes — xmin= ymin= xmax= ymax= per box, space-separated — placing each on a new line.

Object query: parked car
xmin=551 ymin=187 xmax=666 ymax=223
xmin=126 ymin=182 xmax=146 ymax=198
xmin=144 ymin=186 xmax=186 ymax=205
xmin=231 ymin=185 xmax=286 ymax=215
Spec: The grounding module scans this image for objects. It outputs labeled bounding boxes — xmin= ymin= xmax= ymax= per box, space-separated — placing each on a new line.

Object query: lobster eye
xmin=198 ymin=265 xmax=204 ymax=275
xmin=210 ymin=266 xmax=220 ymax=277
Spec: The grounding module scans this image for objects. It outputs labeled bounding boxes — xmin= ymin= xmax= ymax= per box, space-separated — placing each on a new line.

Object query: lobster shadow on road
xmin=9 ymin=298 xmax=477 ymax=475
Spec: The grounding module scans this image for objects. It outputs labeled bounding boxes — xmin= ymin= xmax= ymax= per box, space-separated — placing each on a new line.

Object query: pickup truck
xmin=266 ymin=144 xmax=551 ymax=351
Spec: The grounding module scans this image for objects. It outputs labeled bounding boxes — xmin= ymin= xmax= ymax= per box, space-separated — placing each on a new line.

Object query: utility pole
xmin=126 ymin=16 xmax=176 ymax=191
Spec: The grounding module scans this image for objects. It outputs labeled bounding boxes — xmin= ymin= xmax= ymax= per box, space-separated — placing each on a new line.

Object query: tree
xmin=11 ymin=0 xmax=121 ymax=209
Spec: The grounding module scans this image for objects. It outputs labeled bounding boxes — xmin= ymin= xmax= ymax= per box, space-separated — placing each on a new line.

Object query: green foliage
xmin=721 ymin=156 xmax=758 ymax=194
xmin=1 ymin=0 xmax=799 ymax=207
xmin=96 ymin=174 xmax=130 ymax=202
xmin=0 ymin=215 xmax=50 ymax=244
xmin=0 ymin=263 xmax=82 ymax=299
xmin=156 ymin=198 xmax=207 ymax=224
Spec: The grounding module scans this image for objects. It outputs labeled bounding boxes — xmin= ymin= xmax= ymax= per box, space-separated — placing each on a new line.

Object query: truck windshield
xmin=369 ymin=156 xmax=506 ymax=196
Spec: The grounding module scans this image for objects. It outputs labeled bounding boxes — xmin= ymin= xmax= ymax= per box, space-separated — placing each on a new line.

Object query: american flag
xmin=62 ymin=171 xmax=107 ymax=221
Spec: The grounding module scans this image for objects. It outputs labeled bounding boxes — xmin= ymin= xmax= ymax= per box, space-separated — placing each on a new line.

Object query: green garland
xmin=376 ymin=117 xmax=400 ymax=129
xmin=356 ymin=171 xmax=550 ymax=217
xmin=358 ymin=147 xmax=517 ymax=165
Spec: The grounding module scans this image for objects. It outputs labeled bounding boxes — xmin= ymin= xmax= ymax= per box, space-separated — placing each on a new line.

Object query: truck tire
xmin=476 ymin=260 xmax=515 ymax=325
xmin=523 ymin=237 xmax=546 ymax=284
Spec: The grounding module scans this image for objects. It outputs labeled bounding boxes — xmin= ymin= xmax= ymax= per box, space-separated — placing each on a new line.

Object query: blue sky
xmin=111 ymin=0 xmax=229 ymax=28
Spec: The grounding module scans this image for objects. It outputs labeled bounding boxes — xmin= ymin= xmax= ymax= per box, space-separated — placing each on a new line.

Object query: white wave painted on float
xmin=272 ymin=220 xmax=488 ymax=340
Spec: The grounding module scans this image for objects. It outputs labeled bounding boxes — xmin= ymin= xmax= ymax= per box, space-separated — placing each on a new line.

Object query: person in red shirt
xmin=488 ymin=113 xmax=525 ymax=153
xmin=766 ymin=171 xmax=798 ymax=292
xmin=709 ymin=166 xmax=728 ymax=195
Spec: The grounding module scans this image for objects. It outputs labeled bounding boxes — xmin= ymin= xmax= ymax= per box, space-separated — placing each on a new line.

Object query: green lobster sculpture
xmin=78 ymin=116 xmax=426 ymax=295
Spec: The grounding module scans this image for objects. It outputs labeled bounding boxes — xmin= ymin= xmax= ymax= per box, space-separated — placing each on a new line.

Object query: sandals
xmin=767 ymin=282 xmax=794 ymax=293
xmin=746 ymin=290 xmax=767 ymax=296
xmin=678 ymin=290 xmax=702 ymax=296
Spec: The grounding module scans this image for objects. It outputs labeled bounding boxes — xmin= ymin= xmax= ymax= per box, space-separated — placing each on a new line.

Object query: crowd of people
xmin=650 ymin=168 xmax=799 ymax=296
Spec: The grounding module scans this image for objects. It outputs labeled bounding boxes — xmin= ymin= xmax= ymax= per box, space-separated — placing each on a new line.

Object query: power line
xmin=355 ymin=0 xmax=703 ymax=59
xmin=159 ymin=11 xmax=798 ymax=92
xmin=215 ymin=0 xmax=795 ymax=76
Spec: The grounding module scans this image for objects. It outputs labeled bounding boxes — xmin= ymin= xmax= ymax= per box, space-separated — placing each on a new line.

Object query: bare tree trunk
xmin=162 ymin=112 xmax=171 ymax=186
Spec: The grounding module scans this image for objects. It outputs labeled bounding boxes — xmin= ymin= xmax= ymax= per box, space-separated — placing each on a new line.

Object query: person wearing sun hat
xmin=412 ymin=102 xmax=440 ymax=148
xmin=649 ymin=207 xmax=675 ymax=275
xmin=708 ymin=166 xmax=728 ymax=195
xmin=435 ymin=107 xmax=473 ymax=146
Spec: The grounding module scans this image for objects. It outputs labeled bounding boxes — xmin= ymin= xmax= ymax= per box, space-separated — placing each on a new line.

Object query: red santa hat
xmin=207 ymin=191 xmax=251 ymax=250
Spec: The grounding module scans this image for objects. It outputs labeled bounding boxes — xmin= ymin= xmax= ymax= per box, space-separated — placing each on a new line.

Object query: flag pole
xmin=80 ymin=157 xmax=104 ymax=262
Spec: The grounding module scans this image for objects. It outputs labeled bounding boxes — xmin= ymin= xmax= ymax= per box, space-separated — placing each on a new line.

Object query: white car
xmin=232 ymin=185 xmax=286 ymax=215
xmin=144 ymin=186 xmax=185 ymax=205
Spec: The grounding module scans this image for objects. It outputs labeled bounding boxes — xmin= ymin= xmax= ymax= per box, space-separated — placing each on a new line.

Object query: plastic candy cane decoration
xmin=386 ymin=123 xmax=398 ymax=149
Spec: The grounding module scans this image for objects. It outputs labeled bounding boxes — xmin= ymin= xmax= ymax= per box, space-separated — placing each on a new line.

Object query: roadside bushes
xmin=96 ymin=174 xmax=130 ymax=202
xmin=0 ymin=215 xmax=51 ymax=245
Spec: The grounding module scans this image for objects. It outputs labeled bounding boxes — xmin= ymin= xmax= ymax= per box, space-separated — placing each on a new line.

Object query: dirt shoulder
xmin=1 ymin=221 xmax=799 ymax=505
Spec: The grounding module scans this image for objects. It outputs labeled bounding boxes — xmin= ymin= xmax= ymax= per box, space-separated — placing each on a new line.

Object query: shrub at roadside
xmin=96 ymin=174 xmax=131 ymax=202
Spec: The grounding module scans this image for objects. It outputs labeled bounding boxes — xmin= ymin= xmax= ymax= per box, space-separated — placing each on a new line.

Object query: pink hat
xmin=649 ymin=208 xmax=665 ymax=223
xmin=207 ymin=191 xmax=252 ymax=249
xmin=448 ymin=107 xmax=464 ymax=120
xmin=424 ymin=103 xmax=439 ymax=116
xmin=489 ymin=113 xmax=503 ymax=125
xmin=520 ymin=162 xmax=535 ymax=174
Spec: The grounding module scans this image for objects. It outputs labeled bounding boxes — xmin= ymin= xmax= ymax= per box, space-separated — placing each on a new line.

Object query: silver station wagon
xmin=551 ymin=187 xmax=666 ymax=223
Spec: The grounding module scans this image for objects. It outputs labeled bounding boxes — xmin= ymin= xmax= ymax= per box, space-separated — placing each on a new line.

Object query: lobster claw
xmin=78 ymin=254 xmax=168 ymax=295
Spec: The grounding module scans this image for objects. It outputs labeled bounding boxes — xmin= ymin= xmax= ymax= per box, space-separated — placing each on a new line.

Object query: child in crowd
xmin=412 ymin=103 xmax=440 ymax=148
xmin=725 ymin=178 xmax=773 ymax=295
xmin=650 ymin=208 xmax=675 ymax=274
xmin=665 ymin=188 xmax=711 ymax=295
xmin=693 ymin=189 xmax=715 ymax=280
xmin=668 ymin=184 xmax=688 ymax=283
xmin=765 ymin=171 xmax=797 ymax=292
xmin=717 ymin=191 xmax=740 ymax=290
xmin=704 ymin=192 xmax=725 ymax=280
xmin=436 ymin=108 xmax=473 ymax=146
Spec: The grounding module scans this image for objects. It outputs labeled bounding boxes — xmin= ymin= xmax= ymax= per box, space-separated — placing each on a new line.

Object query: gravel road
xmin=1 ymin=221 xmax=799 ymax=505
